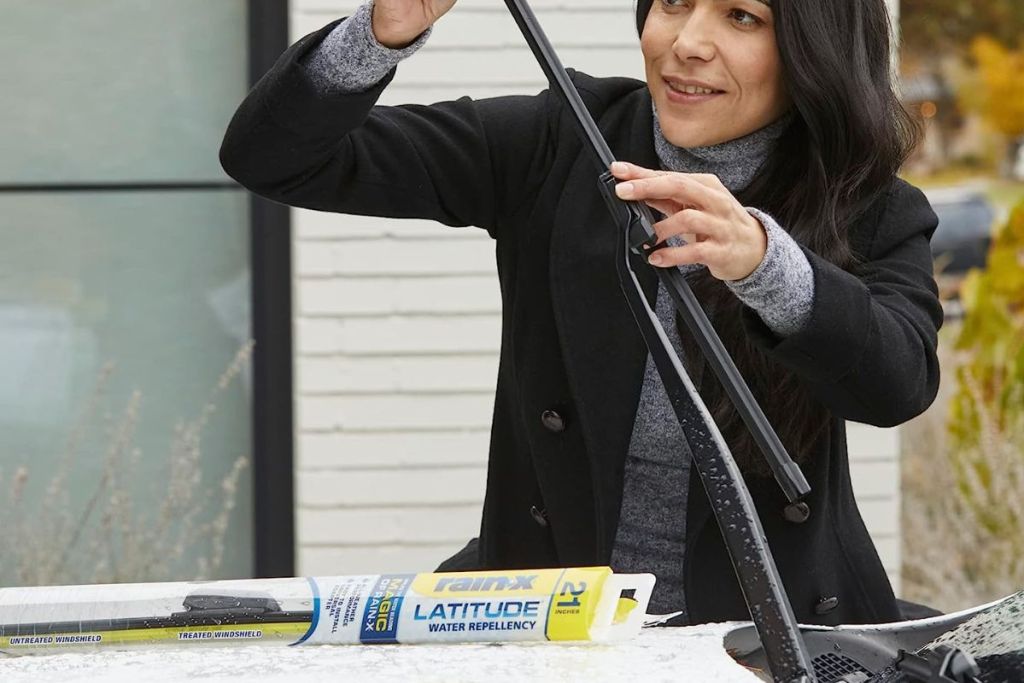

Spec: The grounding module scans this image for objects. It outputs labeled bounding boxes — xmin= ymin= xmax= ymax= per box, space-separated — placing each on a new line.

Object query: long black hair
xmin=634 ymin=0 xmax=923 ymax=473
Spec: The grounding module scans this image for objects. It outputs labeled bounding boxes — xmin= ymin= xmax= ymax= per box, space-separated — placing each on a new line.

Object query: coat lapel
xmin=548 ymin=87 xmax=663 ymax=557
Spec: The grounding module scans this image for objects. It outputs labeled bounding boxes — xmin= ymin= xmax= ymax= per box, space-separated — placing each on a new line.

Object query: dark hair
xmin=634 ymin=0 xmax=923 ymax=473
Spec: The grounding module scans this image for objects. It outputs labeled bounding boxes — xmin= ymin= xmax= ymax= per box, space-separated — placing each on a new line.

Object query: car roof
xmin=923 ymin=186 xmax=990 ymax=205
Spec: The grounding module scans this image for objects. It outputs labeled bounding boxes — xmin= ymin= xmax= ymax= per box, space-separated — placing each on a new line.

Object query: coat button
xmin=814 ymin=596 xmax=839 ymax=615
xmin=530 ymin=505 xmax=549 ymax=527
xmin=783 ymin=501 xmax=810 ymax=524
xmin=540 ymin=409 xmax=566 ymax=433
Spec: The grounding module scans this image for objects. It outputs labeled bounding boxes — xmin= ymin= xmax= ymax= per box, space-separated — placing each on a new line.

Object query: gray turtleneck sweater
xmin=303 ymin=1 xmax=815 ymax=621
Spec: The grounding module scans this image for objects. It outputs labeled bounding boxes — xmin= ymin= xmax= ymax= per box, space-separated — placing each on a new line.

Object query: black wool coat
xmin=221 ymin=21 xmax=944 ymax=627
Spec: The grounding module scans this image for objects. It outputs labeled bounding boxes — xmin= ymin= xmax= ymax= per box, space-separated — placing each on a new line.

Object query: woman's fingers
xmin=609 ymin=163 xmax=723 ymax=189
xmin=609 ymin=162 xmax=765 ymax=280
xmin=645 ymin=241 xmax=712 ymax=267
xmin=610 ymin=163 xmax=726 ymax=211
xmin=680 ymin=173 xmax=726 ymax=191
xmin=614 ymin=172 xmax=720 ymax=211
xmin=642 ymin=198 xmax=681 ymax=219
xmin=652 ymin=208 xmax=711 ymax=243
xmin=609 ymin=161 xmax=668 ymax=179
xmin=612 ymin=162 xmax=724 ymax=191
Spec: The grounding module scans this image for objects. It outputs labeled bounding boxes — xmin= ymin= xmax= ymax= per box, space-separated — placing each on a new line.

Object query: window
xmin=0 ymin=0 xmax=292 ymax=584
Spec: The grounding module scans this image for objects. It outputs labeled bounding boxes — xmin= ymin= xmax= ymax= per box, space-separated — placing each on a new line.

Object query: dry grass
xmin=901 ymin=323 xmax=1024 ymax=612
xmin=0 ymin=342 xmax=254 ymax=588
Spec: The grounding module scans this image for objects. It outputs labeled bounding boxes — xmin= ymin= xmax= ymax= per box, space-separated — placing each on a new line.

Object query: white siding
xmin=847 ymin=423 xmax=902 ymax=595
xmin=289 ymin=0 xmax=903 ymax=594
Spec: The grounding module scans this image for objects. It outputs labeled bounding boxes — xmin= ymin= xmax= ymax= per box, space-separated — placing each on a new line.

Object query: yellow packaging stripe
xmin=1 ymin=623 xmax=311 ymax=650
xmin=410 ymin=568 xmax=565 ymax=597
xmin=545 ymin=567 xmax=613 ymax=641
xmin=613 ymin=597 xmax=639 ymax=625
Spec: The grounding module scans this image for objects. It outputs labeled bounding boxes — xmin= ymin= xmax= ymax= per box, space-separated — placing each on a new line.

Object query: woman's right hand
xmin=372 ymin=0 xmax=457 ymax=48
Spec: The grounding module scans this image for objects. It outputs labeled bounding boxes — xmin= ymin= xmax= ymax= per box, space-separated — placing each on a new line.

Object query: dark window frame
xmin=248 ymin=0 xmax=295 ymax=578
xmin=0 ymin=1 xmax=294 ymax=580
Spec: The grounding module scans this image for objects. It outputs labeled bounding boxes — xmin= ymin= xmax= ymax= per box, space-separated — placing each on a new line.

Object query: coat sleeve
xmin=219 ymin=20 xmax=556 ymax=239
xmin=741 ymin=180 xmax=944 ymax=427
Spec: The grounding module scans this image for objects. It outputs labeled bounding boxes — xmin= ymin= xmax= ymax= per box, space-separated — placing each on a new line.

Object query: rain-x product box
xmin=0 ymin=567 xmax=655 ymax=654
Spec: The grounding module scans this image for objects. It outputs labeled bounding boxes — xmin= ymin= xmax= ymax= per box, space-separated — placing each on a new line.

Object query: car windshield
xmin=930 ymin=591 xmax=1024 ymax=667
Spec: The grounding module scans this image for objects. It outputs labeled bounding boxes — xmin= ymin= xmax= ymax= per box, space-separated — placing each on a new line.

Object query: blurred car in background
xmin=924 ymin=187 xmax=999 ymax=317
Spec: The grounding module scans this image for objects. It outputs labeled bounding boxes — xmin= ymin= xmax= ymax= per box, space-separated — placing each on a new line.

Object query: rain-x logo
xmin=432 ymin=575 xmax=538 ymax=593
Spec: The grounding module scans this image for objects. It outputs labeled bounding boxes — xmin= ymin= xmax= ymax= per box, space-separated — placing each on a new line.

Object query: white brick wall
xmin=848 ymin=422 xmax=901 ymax=594
xmin=290 ymin=0 xmax=904 ymax=596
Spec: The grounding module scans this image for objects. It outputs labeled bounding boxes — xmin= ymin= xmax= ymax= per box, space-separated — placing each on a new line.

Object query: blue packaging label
xmin=358 ymin=574 xmax=414 ymax=643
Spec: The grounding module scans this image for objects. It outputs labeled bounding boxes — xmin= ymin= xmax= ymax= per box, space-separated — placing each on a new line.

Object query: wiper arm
xmin=503 ymin=0 xmax=809 ymax=514
xmin=501 ymin=1 xmax=815 ymax=681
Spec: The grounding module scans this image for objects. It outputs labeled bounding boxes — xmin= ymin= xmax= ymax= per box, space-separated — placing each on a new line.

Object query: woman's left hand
xmin=610 ymin=161 xmax=767 ymax=282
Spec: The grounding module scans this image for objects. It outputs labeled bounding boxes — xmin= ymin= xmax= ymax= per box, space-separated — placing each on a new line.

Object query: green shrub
xmin=949 ymin=198 xmax=1024 ymax=446
xmin=904 ymin=197 xmax=1024 ymax=610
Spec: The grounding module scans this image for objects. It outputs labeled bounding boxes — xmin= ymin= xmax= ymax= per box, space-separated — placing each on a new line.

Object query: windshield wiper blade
xmin=503 ymin=0 xmax=808 ymax=514
xmin=501 ymin=0 xmax=815 ymax=681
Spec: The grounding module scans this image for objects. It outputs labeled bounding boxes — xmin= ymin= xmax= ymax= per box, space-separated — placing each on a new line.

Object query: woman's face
xmin=641 ymin=0 xmax=791 ymax=147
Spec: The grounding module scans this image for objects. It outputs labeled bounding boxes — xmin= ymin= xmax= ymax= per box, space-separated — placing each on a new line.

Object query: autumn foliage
xmin=957 ymin=36 xmax=1024 ymax=139
xmin=949 ymin=197 xmax=1024 ymax=445
xmin=902 ymin=199 xmax=1024 ymax=609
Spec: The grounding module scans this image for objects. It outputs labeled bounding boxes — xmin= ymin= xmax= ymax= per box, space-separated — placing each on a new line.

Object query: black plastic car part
xmin=725 ymin=590 xmax=1024 ymax=682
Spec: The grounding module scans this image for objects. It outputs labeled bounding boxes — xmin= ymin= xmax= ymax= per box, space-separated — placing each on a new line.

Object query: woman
xmin=221 ymin=0 xmax=943 ymax=626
